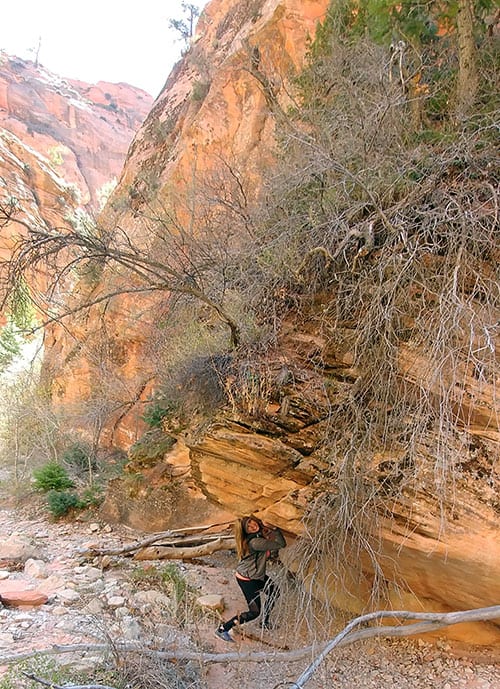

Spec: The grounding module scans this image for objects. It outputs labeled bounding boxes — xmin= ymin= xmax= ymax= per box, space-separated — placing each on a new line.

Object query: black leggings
xmin=222 ymin=575 xmax=278 ymax=631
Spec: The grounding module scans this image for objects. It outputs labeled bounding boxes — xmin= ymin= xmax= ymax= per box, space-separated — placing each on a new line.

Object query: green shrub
xmin=46 ymin=490 xmax=81 ymax=518
xmin=191 ymin=79 xmax=210 ymax=102
xmin=79 ymin=485 xmax=104 ymax=508
xmin=32 ymin=462 xmax=74 ymax=492
xmin=141 ymin=402 xmax=167 ymax=428
xmin=141 ymin=399 xmax=178 ymax=428
xmin=62 ymin=442 xmax=96 ymax=472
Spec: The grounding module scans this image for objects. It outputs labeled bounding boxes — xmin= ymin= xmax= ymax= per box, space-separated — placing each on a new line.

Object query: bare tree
xmin=0 ymin=185 xmax=244 ymax=349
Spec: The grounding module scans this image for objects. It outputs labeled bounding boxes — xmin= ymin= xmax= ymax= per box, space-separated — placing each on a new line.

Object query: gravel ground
xmin=0 ymin=490 xmax=498 ymax=689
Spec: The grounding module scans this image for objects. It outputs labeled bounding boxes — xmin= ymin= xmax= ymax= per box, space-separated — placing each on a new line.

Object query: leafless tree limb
xmin=133 ymin=536 xmax=235 ymax=560
xmin=1 ymin=605 xmax=497 ymax=672
xmin=22 ymin=673 xmax=117 ymax=689
xmin=81 ymin=521 xmax=234 ymax=557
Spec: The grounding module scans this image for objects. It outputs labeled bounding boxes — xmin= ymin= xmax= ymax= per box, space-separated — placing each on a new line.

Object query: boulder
xmin=0 ymin=590 xmax=48 ymax=607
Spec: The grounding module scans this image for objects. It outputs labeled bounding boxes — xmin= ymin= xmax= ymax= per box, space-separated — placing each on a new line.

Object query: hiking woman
xmin=215 ymin=514 xmax=286 ymax=642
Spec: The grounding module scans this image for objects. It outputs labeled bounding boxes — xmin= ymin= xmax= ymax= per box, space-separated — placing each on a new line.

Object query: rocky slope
xmin=0 ymin=51 xmax=152 ymax=219
xmin=17 ymin=0 xmax=500 ymax=645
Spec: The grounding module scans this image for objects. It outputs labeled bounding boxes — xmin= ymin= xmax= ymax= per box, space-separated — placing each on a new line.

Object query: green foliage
xmin=62 ymin=441 xmax=96 ymax=472
xmin=47 ymin=145 xmax=64 ymax=166
xmin=0 ymin=655 xmax=119 ymax=689
xmin=128 ymin=428 xmax=177 ymax=467
xmin=162 ymin=562 xmax=190 ymax=600
xmin=0 ymin=322 xmax=22 ymax=370
xmin=141 ymin=397 xmax=181 ymax=428
xmin=129 ymin=562 xmax=190 ymax=601
xmin=32 ymin=462 xmax=74 ymax=492
xmin=308 ymin=0 xmax=497 ymax=123
xmin=79 ymin=484 xmax=105 ymax=508
xmin=316 ymin=0 xmax=498 ymax=50
xmin=8 ymin=278 xmax=36 ymax=331
xmin=129 ymin=562 xmax=199 ymax=626
xmin=97 ymin=177 xmax=117 ymax=210
xmin=168 ymin=2 xmax=200 ymax=43
xmin=0 ymin=278 xmax=37 ymax=371
xmin=0 ymin=656 xmax=75 ymax=689
xmin=191 ymin=79 xmax=210 ymax=102
xmin=46 ymin=490 xmax=81 ymax=518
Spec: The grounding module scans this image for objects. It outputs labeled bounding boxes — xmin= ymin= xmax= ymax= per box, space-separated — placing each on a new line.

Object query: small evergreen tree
xmin=168 ymin=2 xmax=200 ymax=44
xmin=32 ymin=462 xmax=74 ymax=492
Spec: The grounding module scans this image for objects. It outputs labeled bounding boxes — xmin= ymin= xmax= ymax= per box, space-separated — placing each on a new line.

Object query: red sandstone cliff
xmin=0 ymin=52 xmax=152 ymax=211
xmin=16 ymin=0 xmax=500 ymax=644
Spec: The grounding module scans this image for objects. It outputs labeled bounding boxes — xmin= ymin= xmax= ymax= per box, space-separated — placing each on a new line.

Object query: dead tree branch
xmin=1 ymin=606 xmax=498 ymax=672
xmin=287 ymin=605 xmax=500 ymax=688
xmin=22 ymin=673 xmax=117 ymax=689
xmin=81 ymin=522 xmax=234 ymax=557
xmin=133 ymin=536 xmax=235 ymax=560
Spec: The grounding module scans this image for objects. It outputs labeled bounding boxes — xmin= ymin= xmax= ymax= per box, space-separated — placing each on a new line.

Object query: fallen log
xmin=82 ymin=521 xmax=234 ymax=557
xmin=133 ymin=537 xmax=235 ymax=560
xmin=289 ymin=605 xmax=500 ymax=688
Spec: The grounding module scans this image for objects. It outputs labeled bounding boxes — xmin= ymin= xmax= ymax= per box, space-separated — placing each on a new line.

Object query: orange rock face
xmin=0 ymin=589 xmax=48 ymax=607
xmin=43 ymin=0 xmax=332 ymax=442
xmin=25 ymin=0 xmax=499 ymax=644
xmin=0 ymin=53 xmax=152 ymax=210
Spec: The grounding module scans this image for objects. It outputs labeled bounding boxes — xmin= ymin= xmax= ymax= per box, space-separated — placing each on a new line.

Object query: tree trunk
xmin=456 ymin=0 xmax=478 ymax=117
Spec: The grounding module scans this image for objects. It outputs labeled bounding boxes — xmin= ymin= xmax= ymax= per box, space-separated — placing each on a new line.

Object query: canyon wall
xmin=15 ymin=1 xmax=499 ymax=644
xmin=0 ymin=52 xmax=152 ymax=216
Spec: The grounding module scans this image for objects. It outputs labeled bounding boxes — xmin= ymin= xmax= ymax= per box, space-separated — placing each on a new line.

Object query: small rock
xmin=89 ymin=523 xmax=100 ymax=532
xmin=81 ymin=541 xmax=99 ymax=551
xmin=74 ymin=565 xmax=102 ymax=582
xmin=121 ymin=616 xmax=142 ymax=640
xmin=196 ymin=594 xmax=225 ymax=612
xmin=0 ymin=632 xmax=15 ymax=646
xmin=132 ymin=590 xmax=171 ymax=609
xmin=100 ymin=555 xmax=112 ymax=570
xmin=24 ymin=558 xmax=48 ymax=578
xmin=37 ymin=574 xmax=65 ymax=594
xmin=0 ymin=535 xmax=38 ymax=562
xmin=81 ymin=598 xmax=104 ymax=615
xmin=114 ymin=606 xmax=130 ymax=618
xmin=0 ymin=590 xmax=48 ymax=607
xmin=107 ymin=595 xmax=126 ymax=608
xmin=57 ymin=588 xmax=81 ymax=604
xmin=52 ymin=605 xmax=69 ymax=616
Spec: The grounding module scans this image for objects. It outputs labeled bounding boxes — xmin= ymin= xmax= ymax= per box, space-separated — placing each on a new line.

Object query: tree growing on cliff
xmin=0 ymin=155 xmax=256 ymax=352
xmin=168 ymin=2 xmax=201 ymax=45
xmin=236 ymin=2 xmax=499 ymax=617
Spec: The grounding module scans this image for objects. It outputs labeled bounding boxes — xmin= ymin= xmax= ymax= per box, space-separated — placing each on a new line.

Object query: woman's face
xmin=245 ymin=518 xmax=260 ymax=534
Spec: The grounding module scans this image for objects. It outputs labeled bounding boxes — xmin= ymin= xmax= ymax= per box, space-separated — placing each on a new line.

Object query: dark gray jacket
xmin=236 ymin=527 xmax=286 ymax=580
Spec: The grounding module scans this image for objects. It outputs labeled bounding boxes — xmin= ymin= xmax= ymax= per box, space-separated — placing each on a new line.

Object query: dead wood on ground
xmin=133 ymin=536 xmax=235 ymax=560
xmin=81 ymin=521 xmax=234 ymax=558
xmin=1 ymin=605 xmax=498 ymax=674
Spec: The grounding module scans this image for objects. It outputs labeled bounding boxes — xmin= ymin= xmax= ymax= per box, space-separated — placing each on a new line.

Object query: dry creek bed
xmin=0 ymin=496 xmax=498 ymax=689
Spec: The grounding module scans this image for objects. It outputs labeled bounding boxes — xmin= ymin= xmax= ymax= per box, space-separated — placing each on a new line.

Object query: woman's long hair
xmin=235 ymin=515 xmax=264 ymax=559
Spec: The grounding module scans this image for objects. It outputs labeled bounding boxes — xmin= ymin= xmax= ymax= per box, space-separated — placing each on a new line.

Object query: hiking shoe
xmin=215 ymin=628 xmax=235 ymax=643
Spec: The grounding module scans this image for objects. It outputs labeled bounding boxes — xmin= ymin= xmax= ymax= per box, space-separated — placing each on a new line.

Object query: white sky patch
xmin=0 ymin=0 xmax=208 ymax=97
